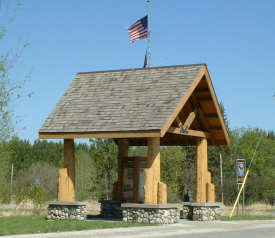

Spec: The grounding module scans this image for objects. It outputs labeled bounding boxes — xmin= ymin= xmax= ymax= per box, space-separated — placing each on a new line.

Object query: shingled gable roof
xmin=39 ymin=64 xmax=230 ymax=146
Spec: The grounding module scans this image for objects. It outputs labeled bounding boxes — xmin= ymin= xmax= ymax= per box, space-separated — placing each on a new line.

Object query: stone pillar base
xmin=121 ymin=203 xmax=181 ymax=224
xmin=46 ymin=201 xmax=88 ymax=221
xmin=182 ymin=202 xmax=221 ymax=221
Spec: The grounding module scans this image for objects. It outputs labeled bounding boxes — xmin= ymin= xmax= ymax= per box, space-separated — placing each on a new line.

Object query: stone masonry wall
xmin=192 ymin=206 xmax=220 ymax=221
xmin=122 ymin=207 xmax=180 ymax=224
xmin=47 ymin=205 xmax=87 ymax=221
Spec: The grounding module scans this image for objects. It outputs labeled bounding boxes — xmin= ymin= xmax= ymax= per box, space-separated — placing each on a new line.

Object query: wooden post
xmin=206 ymin=171 xmax=215 ymax=202
xmin=57 ymin=168 xmax=69 ymax=201
xmin=206 ymin=183 xmax=215 ymax=203
xmin=196 ymin=138 xmax=208 ymax=203
xmin=158 ymin=181 xmax=167 ymax=204
xmin=144 ymin=168 xmax=152 ymax=203
xmin=117 ymin=139 xmax=129 ymax=201
xmin=63 ymin=139 xmax=75 ymax=201
xmin=144 ymin=137 xmax=160 ymax=204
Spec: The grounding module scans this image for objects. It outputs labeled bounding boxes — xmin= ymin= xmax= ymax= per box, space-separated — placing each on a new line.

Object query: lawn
xmin=221 ymin=215 xmax=275 ymax=221
xmin=0 ymin=215 xmax=155 ymax=236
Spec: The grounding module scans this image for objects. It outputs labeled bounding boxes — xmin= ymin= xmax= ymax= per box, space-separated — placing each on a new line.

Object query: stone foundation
xmin=100 ymin=200 xmax=122 ymax=218
xmin=46 ymin=201 xmax=88 ymax=221
xmin=121 ymin=203 xmax=181 ymax=224
xmin=182 ymin=202 xmax=221 ymax=221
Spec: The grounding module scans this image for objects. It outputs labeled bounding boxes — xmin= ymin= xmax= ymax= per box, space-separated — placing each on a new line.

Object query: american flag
xmin=128 ymin=15 xmax=148 ymax=43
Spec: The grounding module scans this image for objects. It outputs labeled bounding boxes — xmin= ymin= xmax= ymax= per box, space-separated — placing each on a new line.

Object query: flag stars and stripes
xmin=128 ymin=15 xmax=148 ymax=43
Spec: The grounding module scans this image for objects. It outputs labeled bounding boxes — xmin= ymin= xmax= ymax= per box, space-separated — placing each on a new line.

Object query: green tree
xmin=129 ymin=146 xmax=147 ymax=157
xmin=32 ymin=139 xmax=63 ymax=167
xmin=234 ymin=128 xmax=275 ymax=204
xmin=161 ymin=146 xmax=185 ymax=202
xmin=180 ymin=146 xmax=197 ymax=201
xmin=90 ymin=139 xmax=118 ymax=200
xmin=75 ymin=144 xmax=96 ymax=201
xmin=0 ymin=142 xmax=10 ymax=186
xmin=220 ymin=127 xmax=275 ymax=205
xmin=14 ymin=186 xmax=27 ymax=206
xmin=8 ymin=136 xmax=34 ymax=176
xmin=219 ymin=101 xmax=229 ymax=128
xmin=0 ymin=185 xmax=10 ymax=204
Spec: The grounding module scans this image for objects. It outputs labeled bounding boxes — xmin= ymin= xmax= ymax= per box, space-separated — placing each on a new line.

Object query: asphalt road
xmin=4 ymin=219 xmax=275 ymax=238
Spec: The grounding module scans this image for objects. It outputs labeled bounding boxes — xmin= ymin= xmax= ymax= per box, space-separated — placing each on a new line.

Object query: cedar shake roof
xmin=39 ymin=64 xmax=230 ymax=146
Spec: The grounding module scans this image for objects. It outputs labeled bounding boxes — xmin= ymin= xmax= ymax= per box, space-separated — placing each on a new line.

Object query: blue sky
xmin=2 ymin=0 xmax=275 ymax=144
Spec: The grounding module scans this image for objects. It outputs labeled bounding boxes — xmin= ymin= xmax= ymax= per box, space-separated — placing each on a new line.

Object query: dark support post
xmin=117 ymin=139 xmax=129 ymax=201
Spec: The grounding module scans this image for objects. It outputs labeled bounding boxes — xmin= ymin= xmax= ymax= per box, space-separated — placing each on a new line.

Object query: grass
xmin=0 ymin=215 xmax=155 ymax=236
xmin=221 ymin=215 xmax=275 ymax=221
xmin=0 ymin=202 xmax=274 ymax=236
xmin=220 ymin=203 xmax=275 ymax=216
xmin=220 ymin=202 xmax=275 ymax=221
xmin=0 ymin=208 xmax=45 ymax=217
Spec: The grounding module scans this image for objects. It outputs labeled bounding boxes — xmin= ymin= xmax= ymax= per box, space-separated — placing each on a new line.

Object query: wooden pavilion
xmin=39 ymin=64 xmax=229 ymax=205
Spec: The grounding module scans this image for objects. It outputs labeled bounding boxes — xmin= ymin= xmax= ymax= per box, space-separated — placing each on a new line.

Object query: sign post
xmin=220 ymin=153 xmax=224 ymax=204
xmin=237 ymin=159 xmax=245 ymax=215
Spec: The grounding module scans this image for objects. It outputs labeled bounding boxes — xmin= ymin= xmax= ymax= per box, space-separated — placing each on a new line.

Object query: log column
xmin=144 ymin=137 xmax=160 ymax=204
xmin=196 ymin=137 xmax=215 ymax=203
xmin=196 ymin=137 xmax=208 ymax=203
xmin=59 ymin=139 xmax=75 ymax=201
xmin=117 ymin=139 xmax=129 ymax=201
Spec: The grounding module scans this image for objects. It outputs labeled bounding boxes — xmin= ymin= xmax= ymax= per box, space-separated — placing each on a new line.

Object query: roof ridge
xmin=77 ymin=63 xmax=206 ymax=75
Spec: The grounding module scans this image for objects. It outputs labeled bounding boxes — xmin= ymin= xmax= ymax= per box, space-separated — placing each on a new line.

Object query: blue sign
xmin=35 ymin=179 xmax=40 ymax=187
xmin=238 ymin=162 xmax=245 ymax=176
xmin=237 ymin=159 xmax=245 ymax=184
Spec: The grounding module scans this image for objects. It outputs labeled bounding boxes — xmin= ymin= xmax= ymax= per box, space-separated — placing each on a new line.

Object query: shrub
xmin=0 ymin=185 xmax=10 ymax=204
xmin=27 ymin=183 xmax=52 ymax=209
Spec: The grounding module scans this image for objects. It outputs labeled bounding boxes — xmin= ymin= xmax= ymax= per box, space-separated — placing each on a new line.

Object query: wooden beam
xmin=175 ymin=116 xmax=183 ymax=127
xmin=215 ymin=139 xmax=228 ymax=145
xmin=175 ymin=114 xmax=190 ymax=145
xmin=39 ymin=131 xmax=161 ymax=140
xmin=197 ymin=97 xmax=213 ymax=102
xmin=204 ymin=114 xmax=218 ymax=119
xmin=167 ymin=127 xmax=210 ymax=139
xmin=181 ymin=104 xmax=200 ymax=131
xmin=190 ymin=94 xmax=216 ymax=145
xmin=194 ymin=88 xmax=210 ymax=93
xmin=185 ymin=98 xmax=204 ymax=132
xmin=198 ymin=110 xmax=216 ymax=145
xmin=209 ymin=127 xmax=223 ymax=131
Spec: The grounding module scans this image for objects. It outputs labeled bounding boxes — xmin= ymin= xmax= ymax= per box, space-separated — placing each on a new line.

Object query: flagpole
xmin=147 ymin=0 xmax=151 ymax=67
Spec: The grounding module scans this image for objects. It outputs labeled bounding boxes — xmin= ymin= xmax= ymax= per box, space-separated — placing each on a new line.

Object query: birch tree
xmin=0 ymin=0 xmax=33 ymax=141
